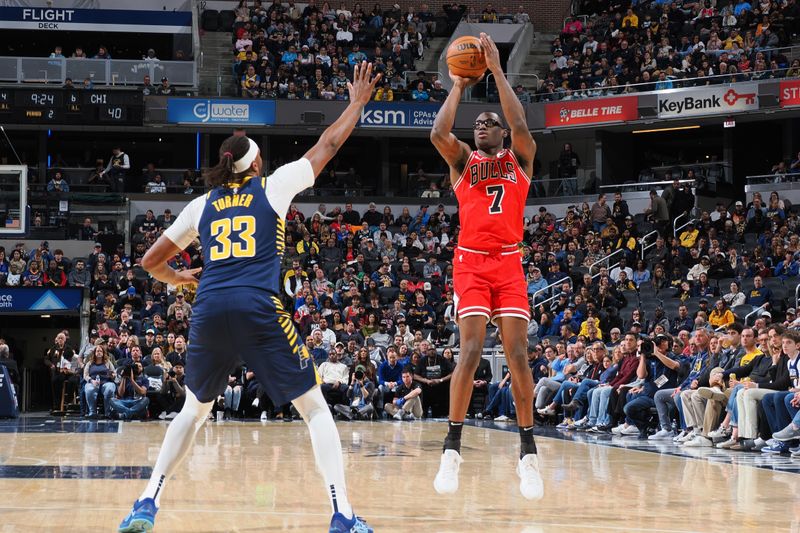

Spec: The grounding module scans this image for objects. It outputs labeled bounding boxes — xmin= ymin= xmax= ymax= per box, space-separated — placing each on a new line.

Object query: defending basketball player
xmin=431 ymin=33 xmax=543 ymax=500
xmin=117 ymin=63 xmax=380 ymax=533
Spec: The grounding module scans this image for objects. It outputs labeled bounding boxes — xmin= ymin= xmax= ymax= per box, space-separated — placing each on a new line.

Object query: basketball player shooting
xmin=430 ymin=33 xmax=543 ymax=500
xmin=117 ymin=63 xmax=380 ymax=533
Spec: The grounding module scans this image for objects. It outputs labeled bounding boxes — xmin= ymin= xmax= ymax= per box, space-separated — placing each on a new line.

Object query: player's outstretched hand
xmin=174 ymin=267 xmax=202 ymax=287
xmin=347 ymin=61 xmax=382 ymax=105
xmin=479 ymin=32 xmax=502 ymax=74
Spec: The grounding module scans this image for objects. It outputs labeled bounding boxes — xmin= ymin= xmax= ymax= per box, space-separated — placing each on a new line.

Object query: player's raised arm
xmin=430 ymin=75 xmax=473 ymax=177
xmin=479 ymin=32 xmax=535 ymax=174
xmin=303 ymin=61 xmax=381 ymax=177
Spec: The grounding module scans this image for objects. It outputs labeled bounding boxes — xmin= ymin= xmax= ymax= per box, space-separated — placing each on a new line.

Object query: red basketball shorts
xmin=453 ymin=245 xmax=531 ymax=324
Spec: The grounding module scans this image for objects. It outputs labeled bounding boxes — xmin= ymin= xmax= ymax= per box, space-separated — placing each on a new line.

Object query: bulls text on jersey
xmin=468 ymin=159 xmax=518 ymax=187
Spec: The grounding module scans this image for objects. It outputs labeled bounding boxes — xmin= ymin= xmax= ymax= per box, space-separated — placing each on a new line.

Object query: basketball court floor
xmin=0 ymin=416 xmax=797 ymax=532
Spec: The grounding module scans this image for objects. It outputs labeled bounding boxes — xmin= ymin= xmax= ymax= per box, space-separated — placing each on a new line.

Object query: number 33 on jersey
xmin=453 ymin=149 xmax=531 ymax=250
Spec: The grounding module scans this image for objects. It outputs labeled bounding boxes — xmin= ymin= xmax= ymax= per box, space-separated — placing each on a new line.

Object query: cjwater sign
xmin=167 ymin=99 xmax=276 ymax=125
xmin=544 ymin=96 xmax=637 ymax=128
xmin=358 ymin=102 xmax=441 ymax=128
xmin=657 ymin=84 xmax=759 ymax=118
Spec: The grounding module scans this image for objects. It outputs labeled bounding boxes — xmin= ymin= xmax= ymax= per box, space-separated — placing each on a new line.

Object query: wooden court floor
xmin=0 ymin=417 xmax=797 ymax=532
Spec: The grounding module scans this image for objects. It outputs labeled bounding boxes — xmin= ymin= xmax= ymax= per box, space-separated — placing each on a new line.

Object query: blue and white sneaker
xmin=118 ymin=498 xmax=158 ymax=532
xmin=762 ymin=441 xmax=790 ymax=454
xmin=790 ymin=445 xmax=800 ymax=457
xmin=329 ymin=512 xmax=373 ymax=533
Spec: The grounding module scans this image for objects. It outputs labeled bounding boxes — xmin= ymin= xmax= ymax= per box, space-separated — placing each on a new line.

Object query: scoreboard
xmin=0 ymin=88 xmax=143 ymax=125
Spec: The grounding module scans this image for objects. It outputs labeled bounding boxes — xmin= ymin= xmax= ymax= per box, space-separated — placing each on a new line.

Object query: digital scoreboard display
xmin=0 ymin=89 xmax=143 ymax=125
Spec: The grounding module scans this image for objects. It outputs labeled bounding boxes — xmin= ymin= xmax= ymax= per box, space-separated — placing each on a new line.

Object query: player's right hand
xmin=174 ymin=267 xmax=201 ymax=286
xmin=449 ymin=72 xmax=484 ymax=88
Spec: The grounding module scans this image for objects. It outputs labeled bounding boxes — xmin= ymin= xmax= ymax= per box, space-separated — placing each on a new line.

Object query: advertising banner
xmin=358 ymin=102 xmax=441 ymax=128
xmin=544 ymin=96 xmax=638 ymax=128
xmin=657 ymin=84 xmax=759 ymax=118
xmin=0 ymin=7 xmax=191 ymax=33
xmin=779 ymin=79 xmax=800 ymax=108
xmin=167 ymin=99 xmax=276 ymax=125
xmin=0 ymin=288 xmax=83 ymax=314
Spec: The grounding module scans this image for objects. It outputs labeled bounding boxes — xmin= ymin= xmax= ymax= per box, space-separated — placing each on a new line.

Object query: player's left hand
xmin=173 ymin=267 xmax=201 ymax=286
xmin=479 ymin=33 xmax=502 ymax=73
xmin=347 ymin=61 xmax=382 ymax=105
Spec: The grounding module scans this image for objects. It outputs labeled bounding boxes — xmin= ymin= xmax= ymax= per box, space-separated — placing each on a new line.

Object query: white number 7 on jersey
xmin=486 ymin=184 xmax=505 ymax=214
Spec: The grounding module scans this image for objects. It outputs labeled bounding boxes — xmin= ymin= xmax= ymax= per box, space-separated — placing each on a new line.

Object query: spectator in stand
xmin=83 ymin=343 xmax=117 ymax=418
xmin=384 ymin=366 xmax=423 ymax=420
xmin=145 ymin=174 xmax=167 ymax=194
xmin=109 ymin=360 xmax=149 ymax=420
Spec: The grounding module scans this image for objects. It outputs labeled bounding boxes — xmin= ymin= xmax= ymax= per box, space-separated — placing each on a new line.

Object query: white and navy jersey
xmin=164 ymin=158 xmax=314 ymax=297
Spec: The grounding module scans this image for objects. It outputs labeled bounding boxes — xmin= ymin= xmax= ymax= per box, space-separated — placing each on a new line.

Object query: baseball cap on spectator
xmin=161 ymin=77 xmax=168 ymax=82
xmin=699 ymin=298 xmax=708 ymax=304
xmin=94 ymin=242 xmax=102 ymax=248
xmin=735 ymin=201 xmax=744 ymax=207
xmin=335 ymin=341 xmax=345 ymax=349
xmin=90 ymin=329 xmax=99 ymax=337
xmin=625 ymin=215 xmax=632 ymax=221
xmin=146 ymin=329 xmax=155 ymax=335
xmin=366 ymin=338 xmax=375 ymax=346
xmin=762 ymin=311 xmax=772 ymax=318
xmin=40 ymin=240 xmax=49 ymax=249
xmin=788 ymin=308 xmax=797 ymax=315
xmin=127 ymin=287 xmax=136 ymax=296
xmin=423 ymin=282 xmax=432 ymax=291
xmin=632 ymin=321 xmax=642 ymax=327
xmin=396 ymin=314 xmax=406 ymax=323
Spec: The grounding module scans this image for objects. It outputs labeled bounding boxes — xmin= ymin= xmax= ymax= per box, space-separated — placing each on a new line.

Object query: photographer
xmin=333 ymin=364 xmax=375 ymax=420
xmin=99 ymin=146 xmax=130 ymax=193
xmin=384 ymin=367 xmax=423 ymax=421
xmin=109 ymin=361 xmax=150 ymax=420
xmin=160 ymin=362 xmax=186 ymax=419
xmin=623 ymin=335 xmax=683 ymax=439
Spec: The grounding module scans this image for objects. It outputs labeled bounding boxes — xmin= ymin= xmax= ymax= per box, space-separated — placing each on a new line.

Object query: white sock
xmin=139 ymin=388 xmax=213 ymax=506
xmin=293 ymin=386 xmax=353 ymax=520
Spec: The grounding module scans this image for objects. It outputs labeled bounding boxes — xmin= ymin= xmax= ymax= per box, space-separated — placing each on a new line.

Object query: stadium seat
xmin=732 ymin=304 xmax=754 ymax=319
xmin=218 ymin=10 xmax=235 ymax=31
xmin=201 ymin=9 xmax=220 ymax=31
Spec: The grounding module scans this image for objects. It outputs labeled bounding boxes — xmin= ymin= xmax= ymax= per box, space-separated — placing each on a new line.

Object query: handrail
xmin=485 ymin=72 xmax=540 ymax=96
xmin=589 ymin=248 xmax=626 ymax=277
xmin=599 ymin=179 xmax=695 ymax=190
xmin=746 ymin=172 xmax=800 ymax=184
xmin=674 ymin=218 xmax=697 ymax=240
xmin=536 ymin=277 xmax=574 ymax=309
xmin=673 ymin=212 xmax=689 ymax=238
xmin=639 ymin=230 xmax=659 ymax=261
xmin=744 ymin=303 xmax=769 ymax=326
xmin=795 ymin=282 xmax=800 ymax=310
xmin=532 ymin=275 xmax=571 ymax=302
xmin=534 ymin=66 xmax=797 ymax=102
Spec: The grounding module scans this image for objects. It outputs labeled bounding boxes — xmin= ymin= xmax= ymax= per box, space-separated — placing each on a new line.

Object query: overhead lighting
xmin=40 ymin=314 xmax=51 ymax=318
xmin=632 ymin=125 xmax=701 ymax=134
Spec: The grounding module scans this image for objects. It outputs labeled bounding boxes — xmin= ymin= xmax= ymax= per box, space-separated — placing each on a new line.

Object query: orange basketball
xmin=446 ymin=36 xmax=486 ymax=79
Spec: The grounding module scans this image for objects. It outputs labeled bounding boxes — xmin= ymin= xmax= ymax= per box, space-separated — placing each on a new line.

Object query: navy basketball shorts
xmin=186 ymin=288 xmax=320 ymax=405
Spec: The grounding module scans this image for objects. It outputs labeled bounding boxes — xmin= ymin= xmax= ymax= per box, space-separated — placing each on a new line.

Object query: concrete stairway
xmin=416 ymin=37 xmax=449 ymax=77
xmin=198 ymin=31 xmax=236 ymax=96
xmin=517 ymin=31 xmax=558 ymax=89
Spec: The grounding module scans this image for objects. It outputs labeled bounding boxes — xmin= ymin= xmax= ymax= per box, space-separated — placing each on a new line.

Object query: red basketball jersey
xmin=453 ymin=149 xmax=531 ymax=251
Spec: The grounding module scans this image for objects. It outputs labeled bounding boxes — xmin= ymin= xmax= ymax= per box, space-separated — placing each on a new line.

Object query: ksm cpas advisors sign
xmin=657 ymin=84 xmax=759 ymax=118
xmin=544 ymin=96 xmax=637 ymax=128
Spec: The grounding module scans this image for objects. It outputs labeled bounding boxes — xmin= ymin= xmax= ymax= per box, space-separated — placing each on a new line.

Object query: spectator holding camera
xmin=160 ymin=362 xmax=186 ymax=419
xmin=110 ymin=360 xmax=149 ymax=420
xmin=333 ymin=364 xmax=375 ymax=420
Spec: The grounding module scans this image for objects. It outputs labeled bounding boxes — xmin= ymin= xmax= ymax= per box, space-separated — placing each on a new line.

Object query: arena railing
xmin=531 ymin=276 xmax=572 ymax=308
xmin=746 ymin=172 xmax=800 ymax=185
xmin=598 ymin=178 xmax=695 ymax=193
xmin=0 ymin=57 xmax=197 ymax=87
xmin=744 ymin=303 xmax=769 ymax=325
xmin=530 ymin=66 xmax=797 ymax=102
xmin=589 ymin=248 xmax=626 ymax=277
xmin=461 ymin=13 xmax=524 ymax=24
xmin=639 ymin=230 xmax=659 ymax=261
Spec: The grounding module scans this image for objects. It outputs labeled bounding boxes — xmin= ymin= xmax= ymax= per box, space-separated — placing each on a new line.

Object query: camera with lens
xmin=168 ymin=369 xmax=176 ymax=378
xmin=354 ymin=369 xmax=365 ymax=380
xmin=639 ymin=339 xmax=655 ymax=359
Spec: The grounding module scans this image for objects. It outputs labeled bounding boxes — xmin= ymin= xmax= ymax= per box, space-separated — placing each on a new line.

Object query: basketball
xmin=446 ymin=36 xmax=486 ymax=79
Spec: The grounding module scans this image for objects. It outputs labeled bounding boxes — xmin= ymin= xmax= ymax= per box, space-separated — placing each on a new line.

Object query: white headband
xmin=232 ymin=137 xmax=259 ymax=174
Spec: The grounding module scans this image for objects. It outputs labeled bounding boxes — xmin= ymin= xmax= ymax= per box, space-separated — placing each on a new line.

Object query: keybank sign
xmin=359 ymin=102 xmax=441 ymax=128
xmin=167 ymin=99 xmax=276 ymax=125
xmin=657 ymin=84 xmax=759 ymax=118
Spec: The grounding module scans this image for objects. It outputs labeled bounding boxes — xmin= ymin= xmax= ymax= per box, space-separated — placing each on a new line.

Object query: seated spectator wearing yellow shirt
xmin=579 ymin=316 xmax=603 ymax=339
xmin=679 ymin=222 xmax=699 ymax=248
xmin=374 ymin=83 xmax=394 ymax=101
xmin=709 ymin=299 xmax=735 ymax=329
xmin=622 ymin=8 xmax=639 ymax=28
xmin=724 ymin=29 xmax=744 ymax=50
